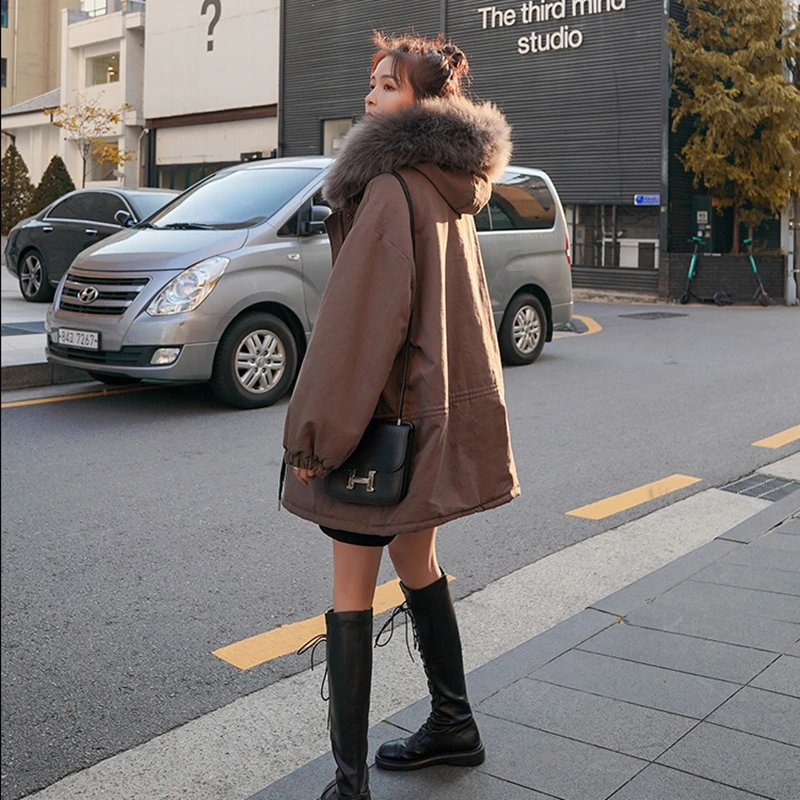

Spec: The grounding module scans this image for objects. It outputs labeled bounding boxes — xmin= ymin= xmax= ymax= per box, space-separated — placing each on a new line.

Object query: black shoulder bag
xmin=322 ymin=171 xmax=416 ymax=506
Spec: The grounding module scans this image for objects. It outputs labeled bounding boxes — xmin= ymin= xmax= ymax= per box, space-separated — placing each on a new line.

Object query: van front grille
xmin=48 ymin=343 xmax=157 ymax=366
xmin=58 ymin=273 xmax=151 ymax=316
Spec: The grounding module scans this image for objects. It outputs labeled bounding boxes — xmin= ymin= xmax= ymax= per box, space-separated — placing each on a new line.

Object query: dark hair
xmin=371 ymin=32 xmax=470 ymax=100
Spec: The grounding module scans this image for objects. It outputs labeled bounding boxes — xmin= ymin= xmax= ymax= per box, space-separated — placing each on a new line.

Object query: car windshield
xmin=132 ymin=193 xmax=178 ymax=220
xmin=147 ymin=167 xmax=320 ymax=230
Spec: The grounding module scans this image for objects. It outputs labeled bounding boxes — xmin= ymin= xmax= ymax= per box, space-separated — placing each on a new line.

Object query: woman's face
xmin=365 ymin=56 xmax=416 ymax=117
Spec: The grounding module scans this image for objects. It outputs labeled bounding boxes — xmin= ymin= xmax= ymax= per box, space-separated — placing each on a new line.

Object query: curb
xmin=0 ymin=361 xmax=93 ymax=392
xmin=249 ymin=487 xmax=800 ymax=800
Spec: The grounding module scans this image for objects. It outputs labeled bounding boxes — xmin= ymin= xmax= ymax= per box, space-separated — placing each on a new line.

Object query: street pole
xmin=787 ymin=196 xmax=798 ymax=305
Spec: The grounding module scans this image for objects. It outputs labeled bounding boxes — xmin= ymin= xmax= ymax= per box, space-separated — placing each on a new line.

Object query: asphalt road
xmin=2 ymin=300 xmax=799 ymax=799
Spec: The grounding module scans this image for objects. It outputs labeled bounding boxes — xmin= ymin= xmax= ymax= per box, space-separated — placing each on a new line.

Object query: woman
xmin=281 ymin=32 xmax=519 ymax=800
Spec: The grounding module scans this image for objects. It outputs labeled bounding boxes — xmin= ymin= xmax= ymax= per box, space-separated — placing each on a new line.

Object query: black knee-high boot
xmin=321 ymin=609 xmax=373 ymax=800
xmin=375 ymin=573 xmax=484 ymax=771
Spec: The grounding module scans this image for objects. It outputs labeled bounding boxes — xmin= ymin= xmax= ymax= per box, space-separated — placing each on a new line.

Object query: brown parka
xmin=281 ymin=96 xmax=520 ymax=536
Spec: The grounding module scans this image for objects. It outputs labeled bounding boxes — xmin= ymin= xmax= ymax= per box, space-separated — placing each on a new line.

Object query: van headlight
xmin=146 ymin=256 xmax=229 ymax=316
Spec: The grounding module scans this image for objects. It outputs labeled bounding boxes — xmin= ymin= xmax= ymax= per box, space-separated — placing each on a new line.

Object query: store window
xmin=157 ymin=162 xmax=233 ymax=191
xmin=86 ymin=53 xmax=119 ymax=86
xmin=1 ymin=0 xmax=9 ymax=28
xmin=322 ymin=119 xmax=352 ymax=156
xmin=1 ymin=58 xmax=6 ymax=88
xmin=572 ymin=205 xmax=659 ymax=268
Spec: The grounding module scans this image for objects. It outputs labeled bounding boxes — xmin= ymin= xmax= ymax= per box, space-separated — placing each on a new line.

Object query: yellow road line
xmin=552 ymin=314 xmax=602 ymax=339
xmin=567 ymin=474 xmax=702 ymax=520
xmin=752 ymin=425 xmax=800 ymax=449
xmin=214 ymin=575 xmax=454 ymax=671
xmin=1 ymin=384 xmax=163 ymax=408
xmin=573 ymin=314 xmax=603 ymax=335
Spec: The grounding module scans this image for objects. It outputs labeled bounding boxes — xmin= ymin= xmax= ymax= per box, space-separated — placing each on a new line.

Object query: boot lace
xmin=375 ymin=602 xmax=419 ymax=661
xmin=297 ymin=633 xmax=329 ymax=702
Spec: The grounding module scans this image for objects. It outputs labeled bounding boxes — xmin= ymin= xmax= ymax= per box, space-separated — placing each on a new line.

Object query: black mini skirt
xmin=320 ymin=526 xmax=396 ymax=547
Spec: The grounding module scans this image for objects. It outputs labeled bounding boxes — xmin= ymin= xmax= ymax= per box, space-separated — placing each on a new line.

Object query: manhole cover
xmin=721 ymin=475 xmax=800 ymax=502
xmin=619 ymin=312 xmax=689 ymax=320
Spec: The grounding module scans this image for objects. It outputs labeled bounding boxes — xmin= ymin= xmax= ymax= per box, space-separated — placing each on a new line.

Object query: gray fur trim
xmin=322 ymin=96 xmax=512 ymax=209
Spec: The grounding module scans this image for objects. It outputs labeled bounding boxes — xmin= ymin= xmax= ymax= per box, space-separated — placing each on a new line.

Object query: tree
xmin=47 ymin=93 xmax=137 ymax=188
xmin=669 ymin=0 xmax=800 ymax=252
xmin=26 ymin=155 xmax=76 ymax=217
xmin=1 ymin=144 xmax=35 ymax=235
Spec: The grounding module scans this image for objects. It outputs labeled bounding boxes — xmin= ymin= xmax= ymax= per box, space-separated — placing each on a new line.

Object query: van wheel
xmin=499 ymin=293 xmax=547 ymax=366
xmin=211 ymin=312 xmax=298 ymax=409
xmin=19 ymin=249 xmax=55 ymax=303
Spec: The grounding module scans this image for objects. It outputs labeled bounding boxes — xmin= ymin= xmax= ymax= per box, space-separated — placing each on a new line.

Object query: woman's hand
xmin=293 ymin=467 xmax=317 ymax=486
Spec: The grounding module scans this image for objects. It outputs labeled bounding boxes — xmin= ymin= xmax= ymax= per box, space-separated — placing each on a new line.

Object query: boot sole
xmin=375 ymin=743 xmax=485 ymax=771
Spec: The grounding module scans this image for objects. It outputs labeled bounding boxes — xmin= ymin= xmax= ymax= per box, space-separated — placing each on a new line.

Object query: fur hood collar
xmin=323 ymin=96 xmax=512 ymax=209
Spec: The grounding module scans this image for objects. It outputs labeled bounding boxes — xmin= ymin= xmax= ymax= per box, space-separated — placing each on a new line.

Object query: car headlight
xmin=146 ymin=256 xmax=229 ymax=316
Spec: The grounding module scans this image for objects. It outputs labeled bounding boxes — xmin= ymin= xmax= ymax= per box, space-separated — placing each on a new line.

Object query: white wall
xmin=1 ymin=114 xmax=62 ymax=184
xmin=144 ymin=0 xmax=279 ymax=119
xmin=59 ymin=7 xmax=145 ymax=188
xmin=156 ymin=118 xmax=277 ymax=165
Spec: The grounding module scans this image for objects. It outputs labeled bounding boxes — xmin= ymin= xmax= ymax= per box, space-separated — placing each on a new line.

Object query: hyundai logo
xmin=78 ymin=286 xmax=99 ymax=304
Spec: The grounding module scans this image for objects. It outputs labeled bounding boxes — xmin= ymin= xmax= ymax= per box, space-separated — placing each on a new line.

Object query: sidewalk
xmin=253 ymin=489 xmax=800 ymax=800
xmin=0 ymin=237 xmax=92 ymax=390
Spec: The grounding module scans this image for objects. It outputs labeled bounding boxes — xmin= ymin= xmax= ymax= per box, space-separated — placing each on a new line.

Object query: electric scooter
xmin=679 ymin=236 xmax=733 ymax=306
xmin=743 ymin=238 xmax=771 ymax=306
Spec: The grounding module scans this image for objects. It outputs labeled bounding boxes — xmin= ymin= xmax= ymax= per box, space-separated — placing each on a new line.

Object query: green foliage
xmin=26 ymin=156 xmax=76 ymax=217
xmin=0 ymin=144 xmax=35 ymax=235
xmin=668 ymin=0 xmax=800 ymax=251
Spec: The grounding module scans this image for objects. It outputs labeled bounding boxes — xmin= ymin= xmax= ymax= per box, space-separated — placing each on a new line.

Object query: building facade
xmin=2 ymin=0 xmax=146 ymax=189
xmin=279 ymin=0 xmax=788 ymax=297
xmin=59 ymin=0 xmax=146 ymax=187
xmin=142 ymin=0 xmax=279 ymax=190
xmin=1 ymin=0 xmax=80 ymax=112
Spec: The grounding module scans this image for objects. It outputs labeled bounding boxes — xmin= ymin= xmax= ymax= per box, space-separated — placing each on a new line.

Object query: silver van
xmin=46 ymin=158 xmax=573 ymax=409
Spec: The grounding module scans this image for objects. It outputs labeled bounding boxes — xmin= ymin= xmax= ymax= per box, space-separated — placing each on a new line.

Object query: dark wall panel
xmin=446 ymin=1 xmax=666 ymax=204
xmin=281 ymin=0 xmax=439 ymax=157
xmin=282 ymin=0 xmax=668 ymax=205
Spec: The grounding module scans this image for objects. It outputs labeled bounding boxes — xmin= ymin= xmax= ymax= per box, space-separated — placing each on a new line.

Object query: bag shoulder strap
xmin=389 ymin=170 xmax=415 ymax=425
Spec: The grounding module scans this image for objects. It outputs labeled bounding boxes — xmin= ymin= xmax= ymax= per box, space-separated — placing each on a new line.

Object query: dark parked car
xmin=3 ymin=188 xmax=179 ymax=302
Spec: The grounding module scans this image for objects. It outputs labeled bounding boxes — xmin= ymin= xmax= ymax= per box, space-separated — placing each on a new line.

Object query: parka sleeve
xmin=282 ymin=176 xmax=414 ymax=476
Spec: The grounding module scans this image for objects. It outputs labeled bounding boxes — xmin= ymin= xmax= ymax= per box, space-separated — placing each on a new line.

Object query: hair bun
xmin=442 ymin=44 xmax=465 ymax=70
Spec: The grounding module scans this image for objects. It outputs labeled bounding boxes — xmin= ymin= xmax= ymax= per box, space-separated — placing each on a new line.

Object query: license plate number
xmin=58 ymin=328 xmax=99 ymax=350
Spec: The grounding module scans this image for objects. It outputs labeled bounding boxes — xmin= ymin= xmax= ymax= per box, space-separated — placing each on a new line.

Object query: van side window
xmin=491 ymin=175 xmax=556 ymax=230
xmin=277 ymin=211 xmax=299 ymax=237
xmin=474 ymin=203 xmax=491 ymax=232
xmin=488 ymin=195 xmax=515 ymax=230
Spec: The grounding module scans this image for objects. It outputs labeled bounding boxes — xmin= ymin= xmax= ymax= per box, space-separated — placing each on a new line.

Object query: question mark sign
xmin=201 ymin=0 xmax=221 ymax=52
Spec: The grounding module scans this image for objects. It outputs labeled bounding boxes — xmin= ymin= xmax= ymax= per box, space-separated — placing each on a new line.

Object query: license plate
xmin=58 ymin=328 xmax=99 ymax=350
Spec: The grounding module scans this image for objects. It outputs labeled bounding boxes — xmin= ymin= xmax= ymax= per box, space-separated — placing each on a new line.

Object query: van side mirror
xmin=301 ymin=205 xmax=332 ymax=236
xmin=114 ymin=209 xmax=135 ymax=227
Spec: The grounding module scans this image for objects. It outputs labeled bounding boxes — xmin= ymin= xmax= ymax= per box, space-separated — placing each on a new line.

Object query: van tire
xmin=211 ymin=312 xmax=298 ymax=409
xmin=499 ymin=293 xmax=547 ymax=366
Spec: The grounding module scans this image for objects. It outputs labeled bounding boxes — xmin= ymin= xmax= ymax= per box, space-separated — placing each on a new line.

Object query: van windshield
xmin=147 ymin=167 xmax=321 ymax=230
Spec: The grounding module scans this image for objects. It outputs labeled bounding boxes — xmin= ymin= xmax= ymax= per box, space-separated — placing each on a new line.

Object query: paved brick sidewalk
xmin=252 ymin=490 xmax=800 ymax=800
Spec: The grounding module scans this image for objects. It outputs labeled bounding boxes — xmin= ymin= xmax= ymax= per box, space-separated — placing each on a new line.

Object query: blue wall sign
xmin=634 ymin=194 xmax=660 ymax=206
